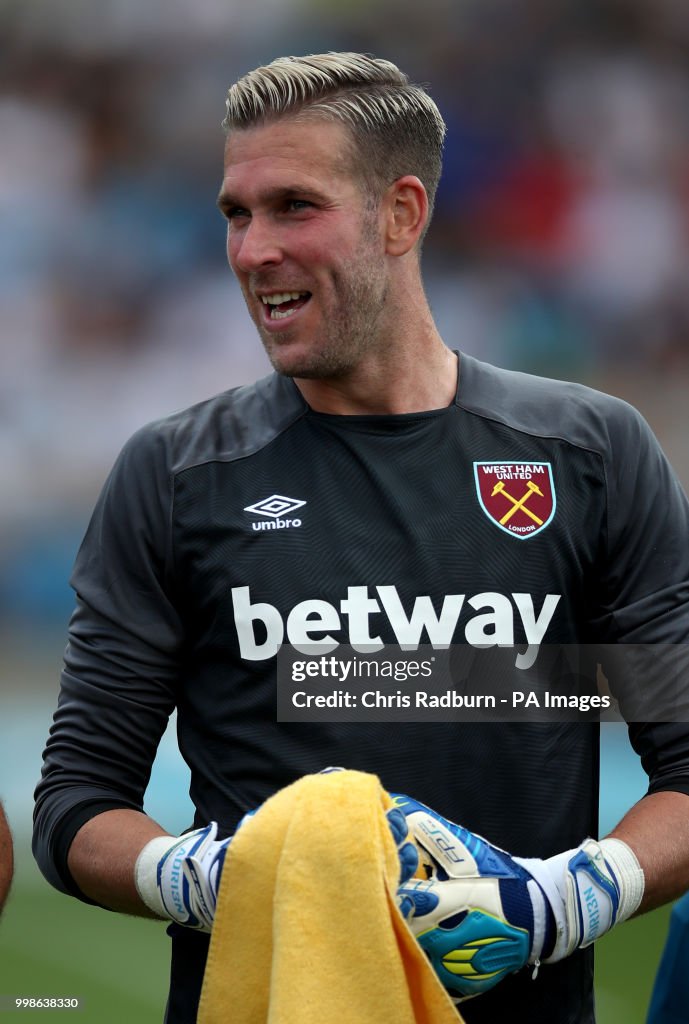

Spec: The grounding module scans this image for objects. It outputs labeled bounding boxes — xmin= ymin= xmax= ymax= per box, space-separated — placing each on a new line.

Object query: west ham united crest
xmin=473 ymin=461 xmax=556 ymax=539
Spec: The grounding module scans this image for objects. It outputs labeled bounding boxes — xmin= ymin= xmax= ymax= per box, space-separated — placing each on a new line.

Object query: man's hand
xmin=394 ymin=795 xmax=546 ymax=1000
xmin=394 ymin=796 xmax=644 ymax=1002
xmin=135 ymin=821 xmax=235 ymax=932
xmin=133 ymin=780 xmax=418 ymax=934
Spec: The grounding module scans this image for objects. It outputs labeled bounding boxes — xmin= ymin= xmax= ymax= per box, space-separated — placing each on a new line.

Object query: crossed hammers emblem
xmin=491 ymin=479 xmax=544 ymax=526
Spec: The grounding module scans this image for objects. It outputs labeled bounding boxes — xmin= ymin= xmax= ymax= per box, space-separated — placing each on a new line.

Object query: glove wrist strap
xmin=598 ymin=837 xmax=644 ymax=924
xmin=134 ymin=834 xmax=179 ymax=918
xmin=530 ymin=836 xmax=645 ymax=962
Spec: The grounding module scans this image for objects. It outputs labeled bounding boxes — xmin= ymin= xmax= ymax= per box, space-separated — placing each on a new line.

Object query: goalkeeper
xmin=33 ymin=48 xmax=689 ymax=1024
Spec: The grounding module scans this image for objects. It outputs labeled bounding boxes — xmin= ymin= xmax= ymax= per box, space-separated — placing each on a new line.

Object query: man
xmin=0 ymin=801 xmax=13 ymax=914
xmin=34 ymin=52 xmax=689 ymax=1023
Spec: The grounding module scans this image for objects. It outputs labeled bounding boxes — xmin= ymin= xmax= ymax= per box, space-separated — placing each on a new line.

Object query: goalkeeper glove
xmin=135 ymin=820 xmax=237 ymax=932
xmin=387 ymin=805 xmax=420 ymax=887
xmin=134 ymin=801 xmax=418 ymax=933
xmin=394 ymin=796 xmax=644 ymax=1001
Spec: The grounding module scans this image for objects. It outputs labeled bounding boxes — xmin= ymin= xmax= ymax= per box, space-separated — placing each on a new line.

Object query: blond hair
xmin=223 ymin=52 xmax=446 ymax=220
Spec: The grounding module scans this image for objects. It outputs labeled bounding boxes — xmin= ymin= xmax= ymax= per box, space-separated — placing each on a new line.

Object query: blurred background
xmin=1 ymin=0 xmax=688 ymax=1018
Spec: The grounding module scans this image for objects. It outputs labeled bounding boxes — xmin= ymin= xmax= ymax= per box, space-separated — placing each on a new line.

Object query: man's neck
xmin=294 ymin=335 xmax=458 ymax=416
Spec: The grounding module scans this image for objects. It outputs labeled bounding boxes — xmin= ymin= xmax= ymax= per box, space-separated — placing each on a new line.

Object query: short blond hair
xmin=223 ymin=52 xmax=446 ymax=220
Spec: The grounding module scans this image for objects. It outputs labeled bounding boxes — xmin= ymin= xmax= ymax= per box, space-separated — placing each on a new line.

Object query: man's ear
xmin=383 ymin=175 xmax=429 ymax=256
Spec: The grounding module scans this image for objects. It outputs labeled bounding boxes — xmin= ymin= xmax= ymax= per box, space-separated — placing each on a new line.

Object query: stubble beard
xmin=255 ymin=236 xmax=390 ymax=381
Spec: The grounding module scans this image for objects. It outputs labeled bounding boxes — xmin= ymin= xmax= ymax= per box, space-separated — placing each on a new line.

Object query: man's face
xmin=219 ymin=116 xmax=390 ymax=379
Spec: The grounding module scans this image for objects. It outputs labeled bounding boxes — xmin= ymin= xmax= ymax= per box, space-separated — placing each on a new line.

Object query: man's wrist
xmin=134 ymin=823 xmax=233 ymax=932
xmin=526 ymin=836 xmax=645 ymax=962
xmin=597 ymin=837 xmax=645 ymax=925
xmin=134 ymin=834 xmax=180 ymax=919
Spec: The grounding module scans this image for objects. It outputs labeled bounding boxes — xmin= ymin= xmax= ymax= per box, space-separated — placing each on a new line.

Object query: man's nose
xmin=232 ymin=217 xmax=283 ymax=273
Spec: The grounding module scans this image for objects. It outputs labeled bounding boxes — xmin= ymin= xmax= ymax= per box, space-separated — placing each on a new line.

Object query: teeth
xmin=260 ymin=292 xmax=306 ymax=305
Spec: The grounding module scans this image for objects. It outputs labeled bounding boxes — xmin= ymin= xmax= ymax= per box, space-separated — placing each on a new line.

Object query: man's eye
xmin=287 ymin=200 xmax=311 ymax=212
xmin=225 ymin=207 xmax=250 ymax=221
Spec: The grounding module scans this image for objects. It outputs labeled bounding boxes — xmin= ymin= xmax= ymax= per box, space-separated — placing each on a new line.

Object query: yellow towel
xmin=197 ymin=769 xmax=463 ymax=1024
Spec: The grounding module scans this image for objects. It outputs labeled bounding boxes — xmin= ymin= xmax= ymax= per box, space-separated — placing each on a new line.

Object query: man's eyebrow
xmin=216 ymin=190 xmax=240 ymax=213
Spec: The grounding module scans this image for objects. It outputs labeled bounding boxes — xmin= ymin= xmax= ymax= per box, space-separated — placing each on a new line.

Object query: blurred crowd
xmin=2 ymin=0 xmax=689 ymax=626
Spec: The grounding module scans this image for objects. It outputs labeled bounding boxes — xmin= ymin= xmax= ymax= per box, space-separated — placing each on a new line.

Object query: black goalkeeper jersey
xmin=34 ymin=352 xmax=689 ymax=1024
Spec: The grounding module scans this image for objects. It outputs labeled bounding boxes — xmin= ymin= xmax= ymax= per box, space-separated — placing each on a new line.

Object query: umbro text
xmin=252 ymin=518 xmax=302 ymax=531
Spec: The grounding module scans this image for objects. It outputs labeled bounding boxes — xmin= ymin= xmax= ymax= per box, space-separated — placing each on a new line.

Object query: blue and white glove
xmin=386 ymin=805 xmax=420 ymax=889
xmin=134 ymin=786 xmax=418 ymax=933
xmin=394 ymin=796 xmax=644 ymax=1002
xmin=134 ymin=820 xmax=244 ymax=932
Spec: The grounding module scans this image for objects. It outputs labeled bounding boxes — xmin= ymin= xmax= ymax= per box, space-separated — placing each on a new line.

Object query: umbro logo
xmin=244 ymin=494 xmax=306 ymax=531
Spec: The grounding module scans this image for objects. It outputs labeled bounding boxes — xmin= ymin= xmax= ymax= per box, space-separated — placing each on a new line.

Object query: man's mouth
xmin=260 ymin=291 xmax=311 ymax=321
